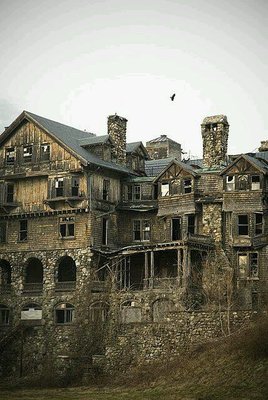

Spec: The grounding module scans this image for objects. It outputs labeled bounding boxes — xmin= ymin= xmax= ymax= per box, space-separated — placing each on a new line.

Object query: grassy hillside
xmin=1 ymin=317 xmax=267 ymax=400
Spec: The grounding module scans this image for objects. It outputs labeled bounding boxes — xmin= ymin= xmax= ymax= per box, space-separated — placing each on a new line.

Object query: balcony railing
xmin=23 ymin=283 xmax=43 ymax=293
xmin=55 ymin=281 xmax=76 ymax=291
xmin=147 ymin=277 xmax=178 ymax=290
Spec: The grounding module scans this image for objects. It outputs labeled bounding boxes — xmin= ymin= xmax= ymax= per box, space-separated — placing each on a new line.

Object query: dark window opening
xmin=23 ymin=145 xmax=33 ymax=163
xmin=40 ymin=144 xmax=50 ymax=161
xmin=102 ymin=179 xmax=110 ymax=200
xmin=133 ymin=220 xmax=150 ymax=241
xmin=59 ymin=217 xmax=75 ymax=238
xmin=102 ymin=218 xmax=108 ymax=245
xmin=249 ymin=253 xmax=258 ymax=278
xmin=55 ymin=303 xmax=74 ymax=324
xmin=237 ymin=175 xmax=248 ymax=191
xmin=19 ymin=220 xmax=28 ymax=241
xmin=255 ymin=213 xmax=263 ymax=235
xmin=0 ymin=260 xmax=11 ymax=285
xmin=187 ymin=214 xmax=195 ymax=234
xmin=133 ymin=220 xmax=141 ymax=241
xmin=238 ymin=215 xmax=249 ymax=235
xmin=172 ymin=218 xmax=182 ymax=240
xmin=71 ymin=177 xmax=79 ymax=197
xmin=6 ymin=183 xmax=14 ymax=203
xmin=183 ymin=179 xmax=192 ymax=194
xmin=0 ymin=305 xmax=10 ymax=325
xmin=226 ymin=175 xmax=235 ymax=191
xmin=55 ymin=178 xmax=64 ymax=197
xmin=25 ymin=258 xmax=43 ymax=283
xmin=127 ymin=185 xmax=133 ymax=200
xmin=5 ymin=147 xmax=15 ymax=165
xmin=0 ymin=223 xmax=7 ymax=243
xmin=57 ymin=256 xmax=76 ymax=282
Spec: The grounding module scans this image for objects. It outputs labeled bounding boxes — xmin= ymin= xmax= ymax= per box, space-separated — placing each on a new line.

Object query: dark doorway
xmin=172 ymin=218 xmax=182 ymax=240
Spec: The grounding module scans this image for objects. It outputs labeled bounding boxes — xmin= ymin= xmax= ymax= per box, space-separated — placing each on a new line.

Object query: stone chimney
xmin=107 ymin=114 xmax=127 ymax=165
xmin=201 ymin=115 xmax=229 ymax=168
xmin=259 ymin=141 xmax=268 ymax=152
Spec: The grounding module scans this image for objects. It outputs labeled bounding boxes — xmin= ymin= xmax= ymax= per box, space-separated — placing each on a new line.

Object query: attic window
xmin=5 ymin=147 xmax=15 ymax=165
xmin=237 ymin=175 xmax=248 ymax=191
xmin=40 ymin=144 xmax=50 ymax=161
xmin=251 ymin=175 xmax=260 ymax=190
xmin=23 ymin=145 xmax=33 ymax=162
xmin=161 ymin=182 xmax=169 ymax=197
xmin=226 ymin=176 xmax=235 ymax=191
xmin=183 ymin=179 xmax=192 ymax=194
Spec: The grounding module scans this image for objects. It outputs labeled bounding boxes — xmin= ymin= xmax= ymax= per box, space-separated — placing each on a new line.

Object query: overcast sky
xmin=0 ymin=0 xmax=267 ymax=158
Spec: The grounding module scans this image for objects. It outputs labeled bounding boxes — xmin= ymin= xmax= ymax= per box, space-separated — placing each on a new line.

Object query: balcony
xmin=117 ymin=199 xmax=158 ymax=212
xmin=55 ymin=281 xmax=76 ymax=292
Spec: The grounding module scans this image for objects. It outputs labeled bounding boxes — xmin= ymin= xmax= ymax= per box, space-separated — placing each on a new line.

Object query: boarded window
xmin=238 ymin=215 xmax=249 ymax=235
xmin=161 ymin=182 xmax=169 ymax=196
xmin=19 ymin=220 xmax=28 ymax=241
xmin=226 ymin=175 xmax=235 ymax=191
xmin=251 ymin=175 xmax=260 ymax=190
xmin=59 ymin=217 xmax=75 ymax=238
xmin=5 ymin=147 xmax=15 ymax=165
xmin=21 ymin=303 xmax=42 ymax=320
xmin=40 ymin=144 xmax=50 ymax=161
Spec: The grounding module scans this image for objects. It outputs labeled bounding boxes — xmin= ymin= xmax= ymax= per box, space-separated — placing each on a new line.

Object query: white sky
xmin=0 ymin=0 xmax=267 ymax=158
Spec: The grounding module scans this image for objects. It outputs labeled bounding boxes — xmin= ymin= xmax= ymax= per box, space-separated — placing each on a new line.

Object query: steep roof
xmin=145 ymin=157 xmax=174 ymax=176
xmin=0 ymin=111 xmax=133 ymax=175
xmin=152 ymin=158 xmax=199 ymax=183
xmin=126 ymin=141 xmax=149 ymax=159
xmin=79 ymin=135 xmax=113 ymax=147
xmin=220 ymin=154 xmax=268 ymax=175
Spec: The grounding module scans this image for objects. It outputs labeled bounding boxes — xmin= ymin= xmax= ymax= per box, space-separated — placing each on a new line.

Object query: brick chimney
xmin=107 ymin=114 xmax=127 ymax=165
xmin=259 ymin=141 xmax=268 ymax=152
xmin=201 ymin=115 xmax=229 ymax=168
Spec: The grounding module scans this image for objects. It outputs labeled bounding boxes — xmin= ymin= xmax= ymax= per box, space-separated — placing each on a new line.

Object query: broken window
xmin=127 ymin=185 xmax=133 ymax=200
xmin=71 ymin=177 xmax=80 ymax=197
xmin=238 ymin=215 xmax=249 ymax=235
xmin=0 ymin=305 xmax=10 ymax=325
xmin=57 ymin=256 xmax=76 ymax=282
xmin=89 ymin=302 xmax=109 ymax=323
xmin=237 ymin=175 xmax=248 ymax=191
xmin=6 ymin=183 xmax=14 ymax=203
xmin=187 ymin=214 xmax=196 ymax=234
xmin=102 ymin=218 xmax=108 ymax=245
xmin=161 ymin=182 xmax=169 ymax=196
xmin=19 ymin=220 xmax=28 ymax=241
xmin=55 ymin=303 xmax=74 ymax=324
xmin=5 ymin=147 xmax=15 ymax=165
xmin=0 ymin=222 xmax=7 ymax=243
xmin=40 ymin=144 xmax=50 ymax=161
xmin=133 ymin=185 xmax=141 ymax=200
xmin=255 ymin=213 xmax=263 ymax=235
xmin=238 ymin=252 xmax=258 ymax=279
xmin=170 ymin=179 xmax=180 ymax=195
xmin=226 ymin=175 xmax=235 ymax=191
xmin=55 ymin=177 xmax=64 ymax=197
xmin=172 ymin=218 xmax=182 ymax=240
xmin=133 ymin=220 xmax=150 ymax=241
xmin=21 ymin=303 xmax=42 ymax=320
xmin=23 ymin=145 xmax=33 ymax=163
xmin=183 ymin=178 xmax=192 ymax=194
xmin=102 ymin=179 xmax=110 ymax=200
xmin=59 ymin=217 xmax=75 ymax=238
xmin=251 ymin=175 xmax=261 ymax=190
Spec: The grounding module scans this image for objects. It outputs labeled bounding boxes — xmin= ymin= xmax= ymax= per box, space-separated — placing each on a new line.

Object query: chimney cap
xmin=108 ymin=114 xmax=128 ymax=122
xmin=202 ymin=115 xmax=228 ymax=125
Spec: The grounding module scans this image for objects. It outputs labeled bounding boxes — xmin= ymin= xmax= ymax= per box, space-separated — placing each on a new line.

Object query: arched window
xmin=24 ymin=258 xmax=43 ymax=293
xmin=57 ymin=256 xmax=76 ymax=282
xmin=152 ymin=298 xmax=175 ymax=322
xmin=89 ymin=302 xmax=109 ymax=323
xmin=21 ymin=303 xmax=42 ymax=321
xmin=0 ymin=260 xmax=11 ymax=293
xmin=120 ymin=300 xmax=142 ymax=324
xmin=0 ymin=304 xmax=10 ymax=325
xmin=55 ymin=303 xmax=75 ymax=324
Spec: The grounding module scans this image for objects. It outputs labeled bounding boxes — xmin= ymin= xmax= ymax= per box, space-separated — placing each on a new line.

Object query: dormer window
xmin=226 ymin=176 xmax=235 ymax=191
xmin=40 ymin=144 xmax=50 ymax=161
xmin=23 ymin=145 xmax=33 ymax=163
xmin=5 ymin=147 xmax=15 ymax=165
xmin=251 ymin=175 xmax=260 ymax=190
xmin=183 ymin=179 xmax=192 ymax=194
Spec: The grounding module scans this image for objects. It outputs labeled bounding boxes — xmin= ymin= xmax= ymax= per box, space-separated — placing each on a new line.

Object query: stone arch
xmin=0 ymin=304 xmax=10 ymax=325
xmin=21 ymin=303 xmax=42 ymax=321
xmin=120 ymin=299 xmax=142 ymax=324
xmin=57 ymin=256 xmax=76 ymax=282
xmin=25 ymin=257 xmax=43 ymax=283
xmin=152 ymin=298 xmax=175 ymax=322
xmin=0 ymin=259 xmax=11 ymax=287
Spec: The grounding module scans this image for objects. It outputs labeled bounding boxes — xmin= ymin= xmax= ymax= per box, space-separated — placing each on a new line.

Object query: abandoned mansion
xmin=0 ymin=110 xmax=267 ymax=377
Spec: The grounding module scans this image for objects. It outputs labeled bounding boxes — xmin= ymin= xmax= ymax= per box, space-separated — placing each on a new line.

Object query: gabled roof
xmin=153 ymin=159 xmax=199 ymax=183
xmin=220 ymin=154 xmax=268 ymax=175
xmin=79 ymin=135 xmax=113 ymax=147
xmin=126 ymin=141 xmax=149 ymax=159
xmin=145 ymin=157 xmax=174 ymax=177
xmin=0 ymin=111 xmax=133 ymax=175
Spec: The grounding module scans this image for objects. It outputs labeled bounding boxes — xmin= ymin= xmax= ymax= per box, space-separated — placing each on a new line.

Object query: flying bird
xmin=170 ymin=93 xmax=176 ymax=101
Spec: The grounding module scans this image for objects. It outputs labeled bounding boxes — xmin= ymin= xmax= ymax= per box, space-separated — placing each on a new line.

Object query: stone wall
xmin=107 ymin=115 xmax=127 ymax=166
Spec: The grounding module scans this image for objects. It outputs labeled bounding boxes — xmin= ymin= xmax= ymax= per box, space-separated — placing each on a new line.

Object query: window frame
xmin=59 ymin=216 xmax=75 ymax=239
xmin=40 ymin=143 xmax=50 ymax=162
xmin=0 ymin=304 xmax=10 ymax=325
xmin=19 ymin=220 xmax=28 ymax=242
xmin=187 ymin=214 xmax=196 ymax=235
xmin=226 ymin=175 xmax=235 ymax=191
xmin=6 ymin=183 xmax=14 ymax=203
xmin=254 ymin=213 xmax=263 ymax=236
xmin=55 ymin=303 xmax=75 ymax=325
xmin=55 ymin=177 xmax=64 ymax=197
xmin=237 ymin=214 xmax=249 ymax=236
xmin=133 ymin=185 xmax=141 ymax=200
xmin=102 ymin=179 xmax=110 ymax=201
xmin=133 ymin=219 xmax=151 ymax=242
xmin=161 ymin=182 xmax=169 ymax=197
xmin=238 ymin=252 xmax=258 ymax=279
xmin=71 ymin=177 xmax=80 ymax=197
xmin=251 ymin=175 xmax=261 ymax=190
xmin=183 ymin=178 xmax=192 ymax=194
xmin=5 ymin=147 xmax=15 ymax=166
xmin=23 ymin=144 xmax=33 ymax=163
